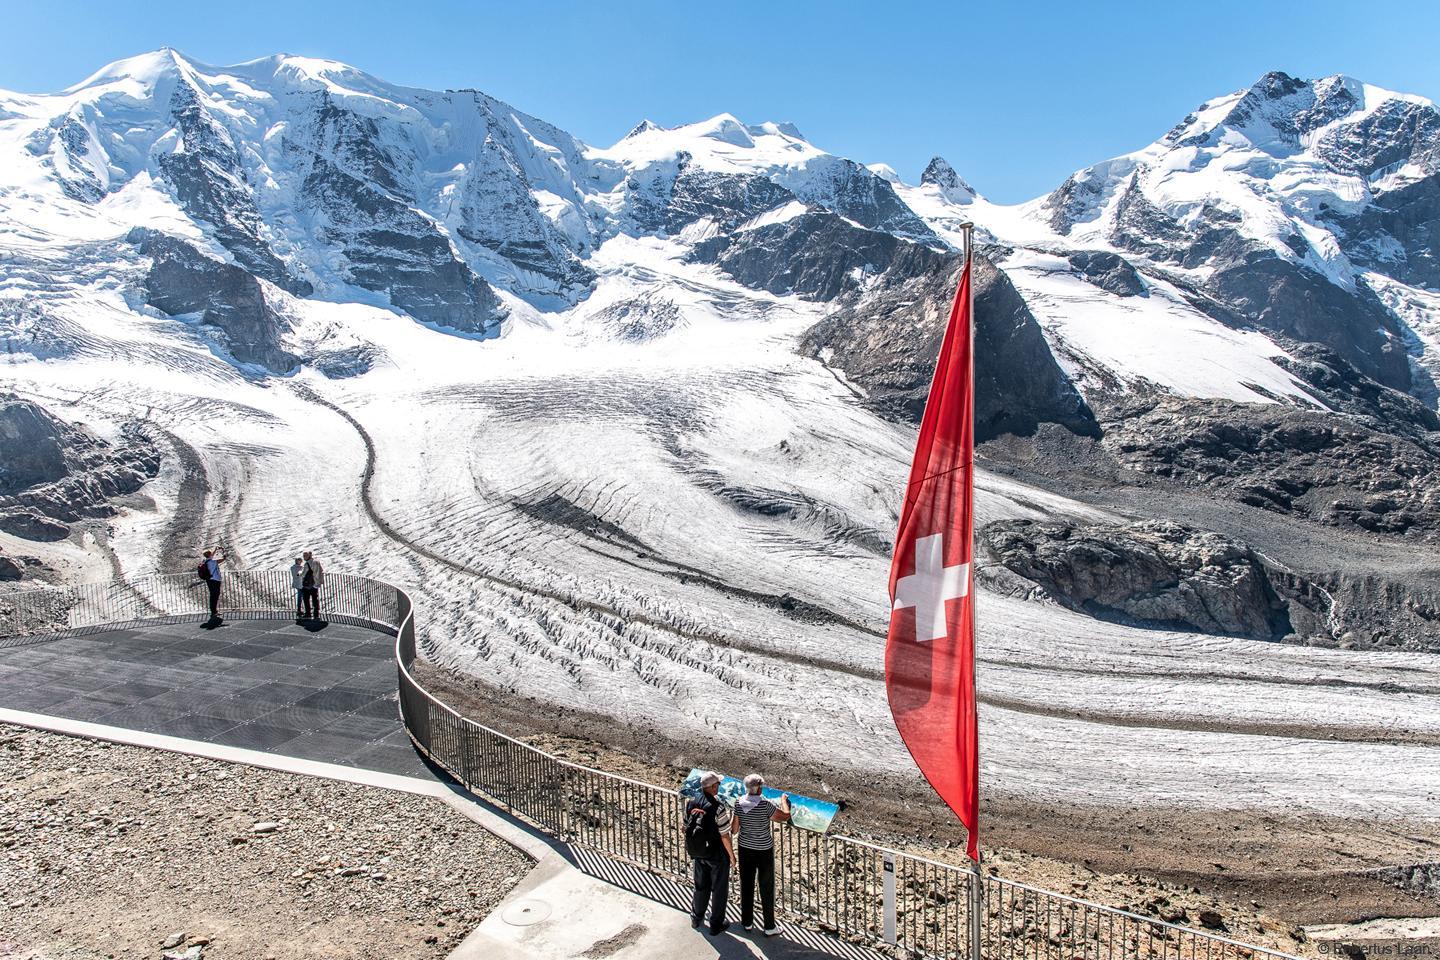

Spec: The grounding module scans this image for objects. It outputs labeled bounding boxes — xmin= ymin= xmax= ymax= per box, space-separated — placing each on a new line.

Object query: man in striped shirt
xmin=731 ymin=773 xmax=792 ymax=935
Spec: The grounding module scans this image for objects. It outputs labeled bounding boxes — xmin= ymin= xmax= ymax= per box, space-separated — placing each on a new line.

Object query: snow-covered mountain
xmin=3 ymin=53 xmax=1439 ymax=833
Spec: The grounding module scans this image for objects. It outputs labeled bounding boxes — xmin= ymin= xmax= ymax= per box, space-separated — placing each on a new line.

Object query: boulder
xmin=980 ymin=518 xmax=1332 ymax=642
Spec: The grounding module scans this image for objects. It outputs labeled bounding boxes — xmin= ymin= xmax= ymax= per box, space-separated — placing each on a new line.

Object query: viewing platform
xmin=0 ymin=572 xmax=1305 ymax=960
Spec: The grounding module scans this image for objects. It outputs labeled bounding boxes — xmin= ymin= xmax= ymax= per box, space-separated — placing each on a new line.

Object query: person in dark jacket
xmin=684 ymin=770 xmax=736 ymax=935
xmin=731 ymin=772 xmax=791 ymax=935
xmin=300 ymin=550 xmax=324 ymax=619
xmin=199 ymin=549 xmax=226 ymax=621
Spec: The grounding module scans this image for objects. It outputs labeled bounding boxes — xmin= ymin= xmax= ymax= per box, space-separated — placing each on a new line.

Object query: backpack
xmin=684 ymin=796 xmax=721 ymax=860
xmin=197 ymin=561 xmax=211 ymax=581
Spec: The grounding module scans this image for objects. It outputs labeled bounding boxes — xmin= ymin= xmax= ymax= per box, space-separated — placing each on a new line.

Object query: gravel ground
xmin=0 ymin=724 xmax=532 ymax=959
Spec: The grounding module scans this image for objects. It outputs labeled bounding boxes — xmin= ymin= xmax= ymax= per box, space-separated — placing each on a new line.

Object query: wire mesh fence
xmin=2 ymin=572 xmax=1303 ymax=960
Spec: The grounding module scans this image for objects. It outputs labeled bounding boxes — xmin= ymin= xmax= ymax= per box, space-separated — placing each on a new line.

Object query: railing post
xmin=883 ymin=851 xmax=897 ymax=947
xmin=970 ymin=859 xmax=984 ymax=960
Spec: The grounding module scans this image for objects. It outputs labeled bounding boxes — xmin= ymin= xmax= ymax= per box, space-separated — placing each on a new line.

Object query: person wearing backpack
xmin=197 ymin=548 xmax=226 ymax=621
xmin=683 ymin=770 xmax=736 ymax=935
xmin=300 ymin=550 xmax=324 ymax=620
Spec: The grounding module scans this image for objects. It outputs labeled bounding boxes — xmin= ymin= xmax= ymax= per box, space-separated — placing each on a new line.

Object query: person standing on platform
xmin=683 ymin=770 xmax=736 ymax=935
xmin=732 ymin=773 xmax=791 ymax=936
xmin=300 ymin=550 xmax=324 ymax=620
xmin=198 ymin=548 xmax=226 ymax=622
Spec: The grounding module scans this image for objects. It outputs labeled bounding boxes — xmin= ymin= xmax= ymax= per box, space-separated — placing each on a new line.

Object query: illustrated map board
xmin=679 ymin=768 xmax=839 ymax=834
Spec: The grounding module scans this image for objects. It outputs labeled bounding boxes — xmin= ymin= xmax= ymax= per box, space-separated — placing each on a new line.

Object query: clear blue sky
xmin=4 ymin=1 xmax=1438 ymax=203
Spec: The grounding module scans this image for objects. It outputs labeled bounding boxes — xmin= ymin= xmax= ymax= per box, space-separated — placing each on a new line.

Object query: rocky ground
xmin=0 ymin=725 xmax=531 ymax=960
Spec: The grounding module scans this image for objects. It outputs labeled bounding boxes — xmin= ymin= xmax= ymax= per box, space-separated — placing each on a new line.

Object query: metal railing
xmin=1 ymin=573 xmax=1304 ymax=960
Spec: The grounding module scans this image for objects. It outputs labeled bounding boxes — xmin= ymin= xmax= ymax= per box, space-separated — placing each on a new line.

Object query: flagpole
xmin=960 ymin=221 xmax=983 ymax=960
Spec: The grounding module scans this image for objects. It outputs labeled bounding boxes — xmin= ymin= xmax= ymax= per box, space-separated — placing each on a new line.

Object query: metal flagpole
xmin=960 ymin=221 xmax=984 ymax=960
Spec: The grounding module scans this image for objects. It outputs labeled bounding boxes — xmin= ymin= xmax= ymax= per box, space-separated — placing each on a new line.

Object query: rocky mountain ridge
xmin=3 ymin=53 xmax=1439 ymax=649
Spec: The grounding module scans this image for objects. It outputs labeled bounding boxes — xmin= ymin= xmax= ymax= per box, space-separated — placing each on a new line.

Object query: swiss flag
xmin=885 ymin=257 xmax=980 ymax=862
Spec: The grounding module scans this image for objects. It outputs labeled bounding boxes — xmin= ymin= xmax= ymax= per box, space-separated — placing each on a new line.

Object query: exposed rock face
xmin=130 ymin=229 xmax=300 ymax=373
xmin=691 ymin=212 xmax=926 ymax=301
xmin=665 ymin=163 xmax=798 ymax=234
xmin=777 ymin=156 xmax=937 ymax=243
xmin=1067 ymin=250 xmax=1145 ymax=297
xmin=0 ymin=552 xmax=23 ymax=580
xmin=159 ymin=81 xmax=312 ymax=296
xmin=1100 ymin=396 xmax=1440 ymax=538
xmin=800 ymin=251 xmax=1099 ymax=441
xmin=287 ymin=94 xmax=507 ymax=337
xmin=0 ymin=548 xmax=45 ymax=582
xmin=0 ymin=397 xmax=69 ymax=490
xmin=591 ymin=294 xmax=686 ymax=342
xmin=980 ymin=518 xmax=1331 ymax=642
xmin=1204 ymin=252 xmax=1411 ymax=391
xmin=452 ymin=123 xmax=596 ymax=295
xmin=0 ymin=395 xmax=160 ymax=541
xmin=920 ymin=157 xmax=976 ymax=204
xmin=1275 ymin=344 xmax=1440 ymax=439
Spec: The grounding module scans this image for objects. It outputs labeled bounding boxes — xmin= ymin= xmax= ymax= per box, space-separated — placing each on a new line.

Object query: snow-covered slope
xmin=3 ymin=54 xmax=1438 ymax=831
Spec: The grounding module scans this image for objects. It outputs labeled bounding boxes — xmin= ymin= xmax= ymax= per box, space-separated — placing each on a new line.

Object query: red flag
xmin=885 ymin=256 xmax=980 ymax=862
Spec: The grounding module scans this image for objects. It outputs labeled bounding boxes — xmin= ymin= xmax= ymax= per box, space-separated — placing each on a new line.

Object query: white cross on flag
xmin=885 ymin=255 xmax=981 ymax=863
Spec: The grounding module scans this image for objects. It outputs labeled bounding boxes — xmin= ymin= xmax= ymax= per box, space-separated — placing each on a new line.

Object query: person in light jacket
xmin=289 ymin=557 xmax=306 ymax=619
xmin=300 ymin=550 xmax=325 ymax=620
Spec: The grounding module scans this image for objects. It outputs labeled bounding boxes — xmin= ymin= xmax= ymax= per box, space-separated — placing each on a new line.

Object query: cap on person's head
xmin=700 ymin=771 xmax=722 ymax=789
xmin=744 ymin=773 xmax=765 ymax=793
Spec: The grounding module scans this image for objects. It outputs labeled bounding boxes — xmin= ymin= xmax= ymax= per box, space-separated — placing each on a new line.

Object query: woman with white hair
xmin=731 ymin=772 xmax=791 ymax=935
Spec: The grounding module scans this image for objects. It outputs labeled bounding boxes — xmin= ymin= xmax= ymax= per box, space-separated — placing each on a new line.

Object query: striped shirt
xmin=733 ymin=797 xmax=776 ymax=851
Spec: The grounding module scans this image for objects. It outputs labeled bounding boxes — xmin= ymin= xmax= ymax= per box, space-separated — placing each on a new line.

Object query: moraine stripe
xmin=734 ymin=797 xmax=776 ymax=851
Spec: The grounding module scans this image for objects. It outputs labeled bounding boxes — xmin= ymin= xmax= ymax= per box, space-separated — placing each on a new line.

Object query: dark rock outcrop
xmin=1204 ymin=252 xmax=1411 ymax=391
xmin=0 ymin=508 xmax=70 ymax=542
xmin=1100 ymin=396 xmax=1440 ymax=538
xmin=130 ymin=228 xmax=300 ymax=373
xmin=691 ymin=211 xmax=928 ymax=302
xmin=665 ymin=165 xmax=798 ymax=234
xmin=980 ymin=518 xmax=1332 ymax=642
xmin=287 ymin=94 xmax=507 ymax=336
xmin=1067 ymin=250 xmax=1145 ymax=297
xmin=592 ymin=293 xmax=686 ymax=342
xmin=920 ymin=157 xmax=977 ymax=203
xmin=1276 ymin=343 xmax=1440 ymax=439
xmin=0 ymin=397 xmax=69 ymax=491
xmin=0 ymin=395 xmax=160 ymax=541
xmin=159 ymin=81 xmax=313 ymax=296
xmin=800 ymin=251 xmax=1099 ymax=441
xmin=783 ymin=156 xmax=937 ymax=243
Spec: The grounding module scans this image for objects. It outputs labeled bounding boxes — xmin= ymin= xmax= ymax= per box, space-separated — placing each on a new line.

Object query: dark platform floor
xmin=0 ymin=618 xmax=423 ymax=777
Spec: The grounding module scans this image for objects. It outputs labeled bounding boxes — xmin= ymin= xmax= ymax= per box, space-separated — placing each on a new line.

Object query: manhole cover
xmin=501 ymin=898 xmax=552 ymax=926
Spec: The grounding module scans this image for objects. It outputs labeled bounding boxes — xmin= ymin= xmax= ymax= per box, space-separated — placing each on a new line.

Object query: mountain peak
xmin=65 ymin=47 xmax=195 ymax=93
xmin=920 ymin=156 xmax=977 ymax=203
xmin=624 ymin=119 xmax=663 ymax=139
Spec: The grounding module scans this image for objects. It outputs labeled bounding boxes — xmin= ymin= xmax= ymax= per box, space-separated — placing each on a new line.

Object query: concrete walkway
xmin=453 ymin=852 xmax=877 ymax=960
xmin=0 ymin=618 xmax=418 ymax=774
xmin=1 ymin=617 xmax=880 ymax=960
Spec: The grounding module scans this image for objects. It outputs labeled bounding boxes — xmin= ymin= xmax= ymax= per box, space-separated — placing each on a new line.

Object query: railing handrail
xmin=1 ymin=572 xmax=1306 ymax=960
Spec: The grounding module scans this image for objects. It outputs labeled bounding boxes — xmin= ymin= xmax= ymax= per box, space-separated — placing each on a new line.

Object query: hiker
xmin=300 ymin=550 xmax=324 ymax=619
xmin=731 ymin=773 xmax=791 ymax=935
xmin=684 ymin=770 xmax=736 ymax=935
xmin=289 ymin=557 xmax=306 ymax=618
xmin=198 ymin=548 xmax=226 ymax=620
